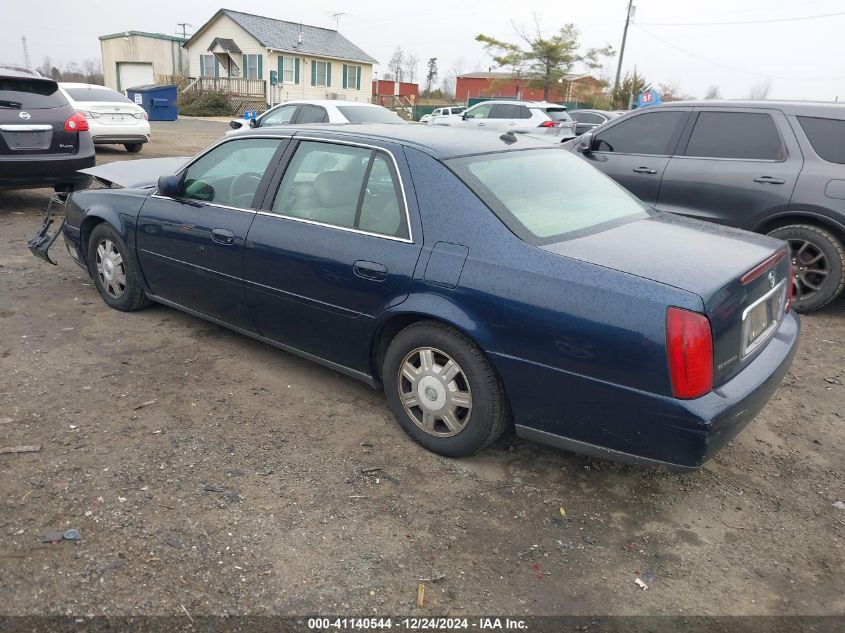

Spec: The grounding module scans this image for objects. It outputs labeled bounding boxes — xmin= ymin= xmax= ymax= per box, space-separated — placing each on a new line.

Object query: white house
xmin=183 ymin=9 xmax=377 ymax=106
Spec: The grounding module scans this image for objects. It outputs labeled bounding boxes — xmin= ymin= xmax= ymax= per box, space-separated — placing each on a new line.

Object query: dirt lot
xmin=1 ymin=119 xmax=843 ymax=619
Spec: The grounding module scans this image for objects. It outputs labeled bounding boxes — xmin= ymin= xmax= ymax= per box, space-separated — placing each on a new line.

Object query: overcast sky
xmin=3 ymin=0 xmax=844 ymax=101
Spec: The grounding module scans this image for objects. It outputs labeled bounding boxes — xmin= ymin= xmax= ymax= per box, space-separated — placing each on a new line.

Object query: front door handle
xmin=633 ymin=166 xmax=658 ymax=174
xmin=353 ymin=260 xmax=388 ymax=282
xmin=211 ymin=228 xmax=235 ymax=245
xmin=753 ymin=176 xmax=785 ymax=184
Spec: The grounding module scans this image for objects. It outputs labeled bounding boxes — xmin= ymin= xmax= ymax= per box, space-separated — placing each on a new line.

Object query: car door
xmin=489 ymin=103 xmax=534 ymax=131
xmin=242 ymin=136 xmax=423 ymax=373
xmin=294 ymin=104 xmax=329 ymax=123
xmin=656 ymin=108 xmax=802 ymax=229
xmin=136 ymin=137 xmax=288 ymax=328
xmin=460 ymin=102 xmax=495 ymax=128
xmin=578 ymin=108 xmax=690 ymax=205
xmin=258 ymin=104 xmax=299 ymax=128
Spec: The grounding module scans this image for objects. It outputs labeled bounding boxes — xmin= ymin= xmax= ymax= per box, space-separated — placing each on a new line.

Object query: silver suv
xmin=434 ymin=100 xmax=577 ymax=138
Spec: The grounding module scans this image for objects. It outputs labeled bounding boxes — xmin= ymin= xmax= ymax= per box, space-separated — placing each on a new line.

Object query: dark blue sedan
xmin=45 ymin=124 xmax=799 ymax=470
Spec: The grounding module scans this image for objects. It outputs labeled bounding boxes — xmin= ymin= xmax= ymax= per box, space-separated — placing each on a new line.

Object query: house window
xmin=344 ymin=65 xmax=361 ymax=90
xmin=242 ymin=54 xmax=262 ymax=80
xmin=316 ymin=61 xmax=328 ymax=87
xmin=281 ymin=57 xmax=294 ymax=83
xmin=200 ymin=55 xmax=216 ymax=77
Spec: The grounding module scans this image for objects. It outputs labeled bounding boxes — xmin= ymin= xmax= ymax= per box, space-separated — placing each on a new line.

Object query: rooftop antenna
xmin=176 ymin=23 xmax=192 ymax=38
xmin=328 ymin=11 xmax=348 ymax=31
xmin=21 ymin=36 xmax=31 ymax=68
xmin=297 ymin=21 xmax=304 ymax=46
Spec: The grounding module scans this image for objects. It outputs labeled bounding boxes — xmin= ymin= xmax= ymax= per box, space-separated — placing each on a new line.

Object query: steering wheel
xmin=228 ymin=172 xmax=263 ymax=207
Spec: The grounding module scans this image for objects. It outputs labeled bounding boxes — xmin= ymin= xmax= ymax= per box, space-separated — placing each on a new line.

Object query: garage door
xmin=118 ymin=62 xmax=154 ymax=92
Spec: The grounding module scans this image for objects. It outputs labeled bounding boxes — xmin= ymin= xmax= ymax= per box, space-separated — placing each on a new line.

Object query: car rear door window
xmin=0 ymin=78 xmax=67 ymax=109
xmin=295 ymin=105 xmax=328 ymax=124
xmin=490 ymin=104 xmax=532 ymax=119
xmin=684 ymin=112 xmax=785 ymax=160
xmin=797 ymin=116 xmax=845 ymax=164
xmin=178 ymin=138 xmax=283 ymax=208
xmin=271 ymin=140 xmax=409 ymax=239
xmin=594 ymin=111 xmax=686 ymax=155
xmin=572 ymin=111 xmax=604 ymax=124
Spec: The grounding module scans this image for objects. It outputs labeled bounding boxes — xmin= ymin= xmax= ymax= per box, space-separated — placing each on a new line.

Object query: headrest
xmin=314 ymin=171 xmax=360 ymax=208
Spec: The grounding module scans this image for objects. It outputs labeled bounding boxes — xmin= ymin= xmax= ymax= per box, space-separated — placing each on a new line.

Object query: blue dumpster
xmin=125 ymin=84 xmax=178 ymax=121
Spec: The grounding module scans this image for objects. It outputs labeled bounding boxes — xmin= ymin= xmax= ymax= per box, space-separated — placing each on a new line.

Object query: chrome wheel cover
xmin=95 ymin=238 xmax=127 ymax=299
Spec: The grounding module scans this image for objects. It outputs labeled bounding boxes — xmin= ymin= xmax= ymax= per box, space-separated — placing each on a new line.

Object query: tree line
xmin=36 ymin=57 xmax=104 ymax=85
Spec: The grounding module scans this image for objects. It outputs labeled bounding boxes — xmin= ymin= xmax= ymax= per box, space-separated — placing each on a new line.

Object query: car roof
xmin=646 ymin=99 xmax=845 ymax=117
xmin=472 ymin=100 xmax=566 ymax=108
xmin=233 ymin=123 xmax=555 ymax=158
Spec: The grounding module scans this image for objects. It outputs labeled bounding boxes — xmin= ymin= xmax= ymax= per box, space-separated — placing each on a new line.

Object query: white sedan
xmin=227 ymin=99 xmax=404 ymax=135
xmin=60 ymin=83 xmax=151 ymax=153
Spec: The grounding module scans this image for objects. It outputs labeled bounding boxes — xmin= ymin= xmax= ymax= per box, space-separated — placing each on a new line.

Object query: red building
xmin=455 ymin=71 xmax=604 ymax=103
xmin=372 ymin=80 xmax=419 ymax=99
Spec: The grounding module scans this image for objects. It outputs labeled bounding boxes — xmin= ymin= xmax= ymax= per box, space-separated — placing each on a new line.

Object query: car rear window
xmin=448 ymin=148 xmax=650 ymax=244
xmin=544 ymin=108 xmax=572 ymax=122
xmin=335 ymin=106 xmax=403 ymax=123
xmin=0 ymin=78 xmax=66 ymax=109
xmin=797 ymin=116 xmax=845 ymax=164
xmin=64 ymin=87 xmax=131 ymax=104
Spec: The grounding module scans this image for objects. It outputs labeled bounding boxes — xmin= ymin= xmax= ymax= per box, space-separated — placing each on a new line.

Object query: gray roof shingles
xmin=219 ymin=9 xmax=377 ymax=64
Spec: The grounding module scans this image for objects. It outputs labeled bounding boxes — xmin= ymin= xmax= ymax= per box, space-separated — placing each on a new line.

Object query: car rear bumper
xmin=495 ymin=311 xmax=800 ymax=470
xmin=0 ymin=137 xmax=95 ymax=190
xmin=92 ymin=135 xmax=149 ymax=145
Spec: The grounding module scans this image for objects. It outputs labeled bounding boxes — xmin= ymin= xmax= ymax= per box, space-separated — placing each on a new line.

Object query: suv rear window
xmin=544 ymin=108 xmax=573 ymax=122
xmin=0 ymin=78 xmax=66 ymax=109
xmin=797 ymin=116 xmax=845 ymax=164
xmin=448 ymin=148 xmax=649 ymax=244
xmin=64 ymin=87 xmax=131 ymax=103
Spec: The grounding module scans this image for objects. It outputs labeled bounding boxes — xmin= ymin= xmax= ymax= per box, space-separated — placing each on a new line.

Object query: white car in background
xmin=227 ymin=99 xmax=404 ymax=135
xmin=419 ymin=106 xmax=466 ymax=124
xmin=60 ymin=83 xmax=150 ymax=153
xmin=433 ymin=100 xmax=577 ymax=139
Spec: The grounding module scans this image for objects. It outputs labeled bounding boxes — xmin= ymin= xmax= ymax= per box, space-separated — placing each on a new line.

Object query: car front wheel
xmin=768 ymin=224 xmax=845 ymax=312
xmin=383 ymin=322 xmax=510 ymax=457
xmin=87 ymin=223 xmax=151 ymax=312
xmin=124 ymin=143 xmax=143 ymax=153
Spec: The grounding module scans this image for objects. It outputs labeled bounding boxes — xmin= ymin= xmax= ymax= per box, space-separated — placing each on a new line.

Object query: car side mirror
xmin=248 ymin=117 xmax=258 ymax=128
xmin=157 ymin=174 xmax=182 ymax=197
xmin=229 ymin=120 xmax=243 ymax=130
xmin=578 ymin=132 xmax=594 ymax=153
xmin=462 ymin=112 xmax=469 ymax=120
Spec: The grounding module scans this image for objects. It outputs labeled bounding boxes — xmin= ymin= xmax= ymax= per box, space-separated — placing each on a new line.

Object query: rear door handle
xmin=353 ymin=260 xmax=388 ymax=282
xmin=211 ymin=228 xmax=235 ymax=245
xmin=753 ymin=176 xmax=785 ymax=184
xmin=633 ymin=167 xmax=658 ymax=174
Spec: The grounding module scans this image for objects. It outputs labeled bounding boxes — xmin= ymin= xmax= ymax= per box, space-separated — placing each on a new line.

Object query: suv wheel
xmin=124 ymin=143 xmax=143 ymax=153
xmin=768 ymin=224 xmax=845 ymax=312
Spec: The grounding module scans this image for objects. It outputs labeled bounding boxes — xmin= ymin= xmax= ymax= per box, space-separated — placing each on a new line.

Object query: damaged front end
xmin=27 ymin=193 xmax=69 ymax=265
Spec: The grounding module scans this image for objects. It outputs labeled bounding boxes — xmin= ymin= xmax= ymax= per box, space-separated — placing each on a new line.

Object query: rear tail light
xmin=64 ymin=112 xmax=89 ymax=132
xmin=666 ymin=307 xmax=714 ymax=399
xmin=538 ymin=120 xmax=560 ymax=128
xmin=132 ymin=111 xmax=148 ymax=120
xmin=740 ymin=249 xmax=786 ymax=285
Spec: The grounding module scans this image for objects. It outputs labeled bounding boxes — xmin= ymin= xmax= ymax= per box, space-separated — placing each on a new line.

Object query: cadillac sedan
xmin=34 ymin=125 xmax=799 ymax=470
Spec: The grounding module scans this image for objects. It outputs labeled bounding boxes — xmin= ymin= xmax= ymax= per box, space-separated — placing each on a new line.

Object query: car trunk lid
xmin=0 ymin=77 xmax=77 ymax=156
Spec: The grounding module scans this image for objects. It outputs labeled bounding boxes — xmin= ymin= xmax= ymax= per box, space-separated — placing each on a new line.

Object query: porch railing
xmin=183 ymin=77 xmax=266 ymax=97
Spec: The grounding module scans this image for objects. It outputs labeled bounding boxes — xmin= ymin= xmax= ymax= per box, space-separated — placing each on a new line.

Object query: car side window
xmin=574 ymin=112 xmax=604 ymax=124
xmin=178 ymin=138 xmax=282 ymax=208
xmin=296 ymin=105 xmax=328 ymax=124
xmin=271 ymin=141 xmax=408 ymax=239
xmin=797 ymin=116 xmax=845 ymax=164
xmin=684 ymin=112 xmax=785 ymax=160
xmin=464 ymin=103 xmax=493 ymax=119
xmin=594 ymin=111 xmax=686 ymax=155
xmin=260 ymin=105 xmax=298 ymax=127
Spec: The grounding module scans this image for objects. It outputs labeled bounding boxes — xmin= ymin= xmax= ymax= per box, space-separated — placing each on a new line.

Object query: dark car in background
xmin=36 ymin=125 xmax=798 ymax=470
xmin=569 ymin=100 xmax=845 ymax=311
xmin=569 ymin=109 xmax=622 ymax=136
xmin=0 ymin=65 xmax=95 ymax=192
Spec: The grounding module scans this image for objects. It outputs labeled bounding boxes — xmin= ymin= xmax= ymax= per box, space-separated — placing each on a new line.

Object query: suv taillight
xmin=538 ymin=120 xmax=559 ymax=128
xmin=666 ymin=307 xmax=713 ymax=399
xmin=64 ymin=112 xmax=89 ymax=132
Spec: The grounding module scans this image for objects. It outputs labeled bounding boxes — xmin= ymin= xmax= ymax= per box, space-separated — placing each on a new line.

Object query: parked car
xmin=0 ymin=66 xmax=94 ymax=192
xmin=60 ymin=83 xmax=151 ymax=153
xmin=420 ymin=106 xmax=466 ymax=124
xmin=569 ymin=109 xmax=622 ymax=136
xmin=227 ymin=100 xmax=403 ymax=134
xmin=433 ymin=100 xmax=577 ymax=139
xmin=568 ymin=100 xmax=845 ymax=311
xmin=33 ymin=125 xmax=799 ymax=470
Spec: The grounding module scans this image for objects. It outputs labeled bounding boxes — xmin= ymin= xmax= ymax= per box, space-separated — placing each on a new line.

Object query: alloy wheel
xmin=788 ymin=238 xmax=829 ymax=302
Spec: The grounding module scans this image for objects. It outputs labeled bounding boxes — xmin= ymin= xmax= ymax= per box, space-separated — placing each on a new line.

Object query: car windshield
xmin=64 ymin=87 xmax=131 ymax=103
xmin=448 ymin=148 xmax=650 ymax=244
xmin=544 ymin=108 xmax=572 ymax=122
xmin=336 ymin=106 xmax=403 ymax=123
xmin=0 ymin=78 xmax=66 ymax=109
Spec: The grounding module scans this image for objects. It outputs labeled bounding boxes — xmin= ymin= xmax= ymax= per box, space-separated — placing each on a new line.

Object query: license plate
xmin=741 ymin=280 xmax=786 ymax=357
xmin=10 ymin=130 xmax=50 ymax=149
xmin=105 ymin=114 xmax=128 ymax=122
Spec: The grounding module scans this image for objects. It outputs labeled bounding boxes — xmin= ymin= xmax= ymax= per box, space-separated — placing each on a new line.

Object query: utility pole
xmin=176 ymin=23 xmax=191 ymax=38
xmin=612 ymin=0 xmax=634 ymax=106
xmin=21 ymin=36 xmax=31 ymax=68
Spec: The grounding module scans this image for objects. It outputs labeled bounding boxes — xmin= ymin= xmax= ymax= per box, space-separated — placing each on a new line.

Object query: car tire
xmin=767 ymin=224 xmax=845 ymax=312
xmin=87 ymin=223 xmax=151 ymax=312
xmin=124 ymin=143 xmax=143 ymax=153
xmin=382 ymin=321 xmax=510 ymax=457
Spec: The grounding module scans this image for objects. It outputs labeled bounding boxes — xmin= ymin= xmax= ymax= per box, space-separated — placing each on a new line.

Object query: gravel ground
xmin=0 ymin=120 xmax=843 ymax=620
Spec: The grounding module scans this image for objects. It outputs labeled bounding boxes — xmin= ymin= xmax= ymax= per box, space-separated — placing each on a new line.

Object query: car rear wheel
xmin=87 ymin=223 xmax=151 ymax=312
xmin=124 ymin=143 xmax=143 ymax=153
xmin=767 ymin=224 xmax=845 ymax=312
xmin=383 ymin=321 xmax=510 ymax=457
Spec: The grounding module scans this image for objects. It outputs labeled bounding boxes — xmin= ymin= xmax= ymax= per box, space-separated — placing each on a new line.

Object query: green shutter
xmin=311 ymin=61 xmax=316 ymax=86
xmin=199 ymin=56 xmax=205 ymax=77
xmin=278 ymin=56 xmax=284 ymax=83
xmin=214 ymin=57 xmax=220 ymax=78
xmin=326 ymin=62 xmax=332 ymax=87
xmin=257 ymin=55 xmax=263 ymax=79
xmin=294 ymin=58 xmax=300 ymax=84
xmin=242 ymin=54 xmax=248 ymax=78
xmin=342 ymin=64 xmax=348 ymax=89
xmin=356 ymin=66 xmax=361 ymax=90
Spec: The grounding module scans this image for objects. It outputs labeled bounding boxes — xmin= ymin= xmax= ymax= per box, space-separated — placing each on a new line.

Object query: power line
xmin=633 ymin=25 xmax=845 ymax=81
xmin=639 ymin=10 xmax=845 ymax=27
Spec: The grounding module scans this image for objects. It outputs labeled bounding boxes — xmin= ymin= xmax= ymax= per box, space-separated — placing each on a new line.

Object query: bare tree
xmin=38 ymin=56 xmax=52 ymax=78
xmin=384 ymin=47 xmax=405 ymax=82
xmin=704 ymin=85 xmax=721 ymax=100
xmin=83 ymin=59 xmax=103 ymax=84
xmin=403 ymin=53 xmax=419 ymax=84
xmin=747 ymin=80 xmax=771 ymax=100
xmin=441 ymin=57 xmax=466 ymax=99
